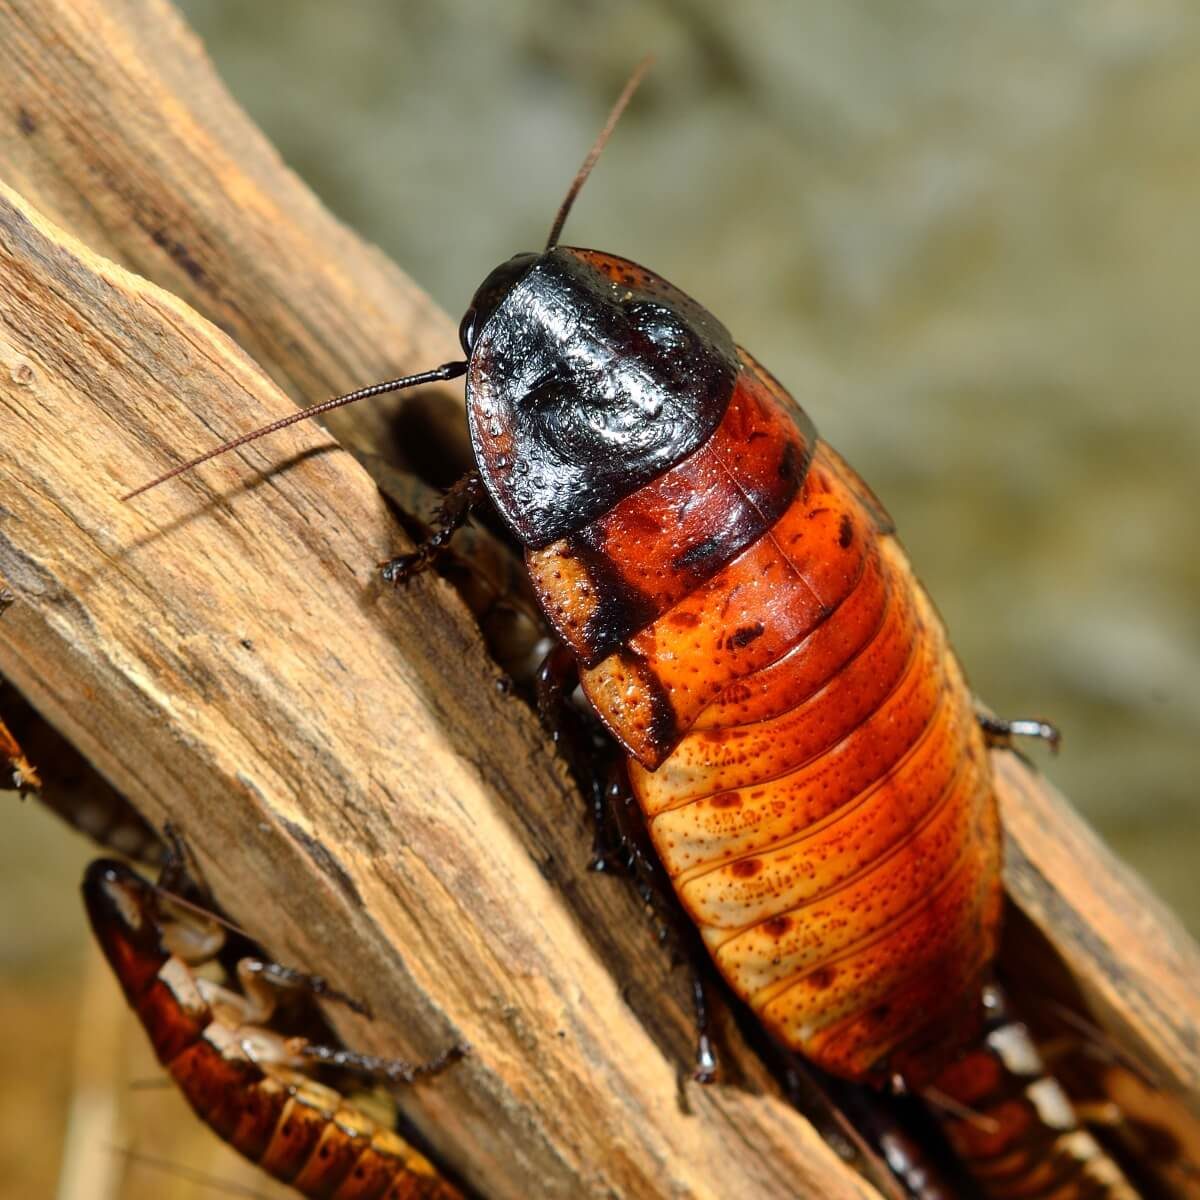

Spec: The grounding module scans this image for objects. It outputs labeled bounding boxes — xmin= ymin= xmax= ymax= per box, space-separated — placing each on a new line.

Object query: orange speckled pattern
xmin=632 ymin=522 xmax=1003 ymax=1084
xmin=539 ymin=351 xmax=1008 ymax=1087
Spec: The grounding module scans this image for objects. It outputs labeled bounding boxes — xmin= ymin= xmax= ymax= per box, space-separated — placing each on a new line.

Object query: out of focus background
xmin=5 ymin=1 xmax=1198 ymax=1195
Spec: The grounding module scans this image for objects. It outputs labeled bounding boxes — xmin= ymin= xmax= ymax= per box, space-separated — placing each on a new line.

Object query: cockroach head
xmin=463 ymin=248 xmax=738 ymax=548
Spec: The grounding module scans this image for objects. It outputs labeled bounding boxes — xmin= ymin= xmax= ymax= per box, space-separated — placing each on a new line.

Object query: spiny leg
xmin=601 ymin=764 xmax=723 ymax=1080
xmin=380 ymin=468 xmax=485 ymax=583
xmin=236 ymin=957 xmax=371 ymax=1020
xmin=292 ymin=1040 xmax=469 ymax=1086
xmin=535 ymin=647 xmax=725 ymax=1080
xmin=535 ymin=643 xmax=630 ymax=874
xmin=976 ymin=713 xmax=1061 ymax=753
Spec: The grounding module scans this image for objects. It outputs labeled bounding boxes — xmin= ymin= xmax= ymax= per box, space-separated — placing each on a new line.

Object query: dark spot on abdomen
xmin=16 ymin=107 xmax=36 ymax=135
xmin=673 ymin=534 xmax=726 ymax=572
xmin=808 ymin=966 xmax=837 ymax=989
xmin=726 ymin=622 xmax=764 ymax=649
xmin=838 ymin=514 xmax=854 ymax=548
xmin=730 ymin=857 xmax=763 ymax=879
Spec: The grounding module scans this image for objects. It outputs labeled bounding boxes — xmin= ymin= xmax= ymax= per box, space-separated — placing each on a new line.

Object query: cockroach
xmin=125 ymin=60 xmax=1144 ymax=1198
xmin=0 ymin=709 xmax=40 ymax=793
xmin=83 ymin=856 xmax=468 ymax=1200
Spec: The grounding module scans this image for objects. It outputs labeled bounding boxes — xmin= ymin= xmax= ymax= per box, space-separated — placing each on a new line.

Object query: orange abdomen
xmin=529 ymin=353 xmax=1004 ymax=1087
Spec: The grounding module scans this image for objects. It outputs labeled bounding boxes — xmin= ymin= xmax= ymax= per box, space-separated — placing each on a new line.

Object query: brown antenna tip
xmin=545 ymin=54 xmax=655 ymax=252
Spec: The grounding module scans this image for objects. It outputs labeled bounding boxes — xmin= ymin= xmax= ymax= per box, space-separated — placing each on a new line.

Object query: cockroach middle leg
xmin=976 ymin=712 xmax=1061 ymax=753
xmin=535 ymin=642 xmax=628 ymax=873
xmin=294 ymin=1040 xmax=469 ymax=1086
xmin=535 ymin=641 xmax=726 ymax=1081
xmin=380 ymin=468 xmax=484 ymax=583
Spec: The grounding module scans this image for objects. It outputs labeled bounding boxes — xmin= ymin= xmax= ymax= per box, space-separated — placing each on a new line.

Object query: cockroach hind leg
xmin=379 ymin=468 xmax=484 ymax=585
xmin=533 ymin=641 xmax=630 ymax=872
xmin=294 ymin=1038 xmax=470 ymax=1086
xmin=975 ymin=709 xmax=1062 ymax=754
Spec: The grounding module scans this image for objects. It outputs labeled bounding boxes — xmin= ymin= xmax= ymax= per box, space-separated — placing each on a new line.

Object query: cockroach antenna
xmin=544 ymin=54 xmax=654 ymax=252
xmin=120 ymin=361 xmax=466 ymax=502
xmin=122 ymin=59 xmax=651 ymax=504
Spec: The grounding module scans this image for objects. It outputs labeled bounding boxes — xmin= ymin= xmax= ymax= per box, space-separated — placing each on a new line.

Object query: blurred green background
xmin=5 ymin=2 xmax=1198 ymax=1195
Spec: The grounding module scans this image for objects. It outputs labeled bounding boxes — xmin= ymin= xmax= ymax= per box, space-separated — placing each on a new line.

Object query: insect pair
xmin=115 ymin=58 xmax=1142 ymax=1200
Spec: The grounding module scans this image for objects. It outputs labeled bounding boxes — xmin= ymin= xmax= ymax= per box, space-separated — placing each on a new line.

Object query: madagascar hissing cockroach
xmin=125 ymin=61 xmax=1144 ymax=1198
xmin=83 ymin=857 xmax=467 ymax=1200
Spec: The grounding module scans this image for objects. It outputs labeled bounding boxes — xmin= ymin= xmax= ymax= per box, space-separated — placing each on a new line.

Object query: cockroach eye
xmin=458 ymin=306 xmax=480 ymax=356
xmin=459 ymin=252 xmax=539 ymax=355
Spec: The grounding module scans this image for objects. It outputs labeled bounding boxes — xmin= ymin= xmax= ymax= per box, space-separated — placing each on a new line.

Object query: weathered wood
xmin=0 ymin=0 xmax=468 ymax=472
xmin=997 ymin=752 xmax=1200 ymax=1110
xmin=1 ymin=0 xmax=1197 ymax=1191
xmin=0 ymin=182 xmax=882 ymax=1199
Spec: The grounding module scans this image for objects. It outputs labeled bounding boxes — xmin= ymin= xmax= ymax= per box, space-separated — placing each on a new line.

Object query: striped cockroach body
xmin=460 ymin=244 xmax=1138 ymax=1198
xmin=83 ymin=858 xmax=466 ymax=1200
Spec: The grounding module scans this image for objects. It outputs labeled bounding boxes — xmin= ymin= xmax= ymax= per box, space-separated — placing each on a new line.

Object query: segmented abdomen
xmin=530 ymin=352 xmax=1003 ymax=1086
xmin=935 ymin=986 xmax=1140 ymax=1199
xmin=84 ymin=861 xmax=463 ymax=1200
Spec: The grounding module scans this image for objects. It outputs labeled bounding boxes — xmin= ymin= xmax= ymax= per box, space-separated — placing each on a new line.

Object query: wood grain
xmin=0 ymin=180 xmax=881 ymax=1199
xmin=0 ymin=0 xmax=468 ymax=472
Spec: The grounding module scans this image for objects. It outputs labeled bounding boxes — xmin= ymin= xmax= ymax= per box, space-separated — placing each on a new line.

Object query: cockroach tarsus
xmin=123 ymin=59 xmax=1146 ymax=1200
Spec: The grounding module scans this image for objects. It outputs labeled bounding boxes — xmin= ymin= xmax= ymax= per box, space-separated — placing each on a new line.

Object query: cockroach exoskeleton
xmin=125 ymin=60 xmax=1147 ymax=1199
xmin=83 ymin=855 xmax=469 ymax=1200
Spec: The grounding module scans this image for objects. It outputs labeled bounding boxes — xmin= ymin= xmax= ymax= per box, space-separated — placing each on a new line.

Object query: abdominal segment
xmin=597 ymin=431 xmax=1002 ymax=1085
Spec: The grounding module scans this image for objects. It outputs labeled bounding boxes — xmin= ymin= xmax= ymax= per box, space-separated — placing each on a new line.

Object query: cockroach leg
xmin=977 ymin=713 xmax=1062 ymax=754
xmin=534 ymin=642 xmax=628 ymax=872
xmin=292 ymin=1039 xmax=469 ymax=1086
xmin=598 ymin=761 xmax=725 ymax=1082
xmin=237 ymin=957 xmax=371 ymax=1019
xmin=534 ymin=645 xmax=727 ymax=1079
xmin=691 ymin=973 xmax=719 ymax=1084
xmin=380 ymin=468 xmax=484 ymax=584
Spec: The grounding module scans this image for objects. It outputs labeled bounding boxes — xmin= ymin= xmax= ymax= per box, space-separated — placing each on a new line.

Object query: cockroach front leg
xmin=976 ymin=711 xmax=1061 ymax=754
xmin=380 ymin=468 xmax=484 ymax=583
